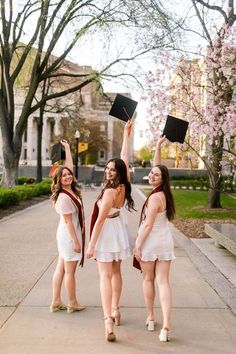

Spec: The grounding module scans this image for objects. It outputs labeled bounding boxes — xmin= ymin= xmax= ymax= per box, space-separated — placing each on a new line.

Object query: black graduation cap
xmin=51 ymin=142 xmax=66 ymax=164
xmin=163 ymin=115 xmax=189 ymax=143
xmin=109 ymin=94 xmax=138 ymax=122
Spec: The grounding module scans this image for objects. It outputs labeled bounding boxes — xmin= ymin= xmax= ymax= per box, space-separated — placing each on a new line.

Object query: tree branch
xmin=191 ymin=0 xmax=213 ymax=46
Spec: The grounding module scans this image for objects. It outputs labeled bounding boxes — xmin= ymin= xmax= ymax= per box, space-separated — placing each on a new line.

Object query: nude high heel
xmin=104 ymin=316 xmax=116 ymax=342
xmin=146 ymin=319 xmax=155 ymax=331
xmin=111 ymin=307 xmax=121 ymax=326
xmin=159 ymin=328 xmax=170 ymax=342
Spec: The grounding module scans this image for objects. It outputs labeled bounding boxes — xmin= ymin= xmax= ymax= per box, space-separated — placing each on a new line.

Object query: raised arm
xmin=120 ymin=120 xmax=133 ymax=182
xmin=61 ymin=140 xmax=73 ymax=172
xmin=153 ymin=136 xmax=166 ymax=166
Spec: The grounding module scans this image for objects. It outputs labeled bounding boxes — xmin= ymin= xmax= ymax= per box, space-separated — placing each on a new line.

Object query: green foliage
xmin=0 ymin=180 xmax=51 ymax=209
xmin=172 ymin=190 xmax=236 ymax=219
xmin=135 ymin=146 xmax=153 ymax=162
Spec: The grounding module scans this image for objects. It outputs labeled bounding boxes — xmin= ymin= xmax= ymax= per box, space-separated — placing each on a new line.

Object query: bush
xmin=0 ymin=179 xmax=51 ymax=209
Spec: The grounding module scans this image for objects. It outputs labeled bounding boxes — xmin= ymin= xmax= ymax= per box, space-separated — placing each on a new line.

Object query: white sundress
xmin=55 ymin=193 xmax=82 ymax=262
xmin=138 ymin=204 xmax=175 ymax=262
xmin=94 ymin=200 xmax=133 ymax=262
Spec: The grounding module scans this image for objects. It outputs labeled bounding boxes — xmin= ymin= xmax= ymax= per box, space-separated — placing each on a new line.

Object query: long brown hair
xmin=98 ymin=158 xmax=135 ymax=212
xmin=155 ymin=165 xmax=175 ymax=221
xmin=50 ymin=166 xmax=82 ymax=203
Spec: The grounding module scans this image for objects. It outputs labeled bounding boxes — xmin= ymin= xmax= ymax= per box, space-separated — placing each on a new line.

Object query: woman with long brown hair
xmin=86 ymin=120 xmax=135 ymax=342
xmin=134 ymin=136 xmax=175 ymax=342
xmin=50 ymin=140 xmax=85 ymax=314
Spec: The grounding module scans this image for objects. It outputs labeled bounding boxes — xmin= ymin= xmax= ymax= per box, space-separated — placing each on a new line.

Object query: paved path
xmin=0 ymin=186 xmax=236 ymax=354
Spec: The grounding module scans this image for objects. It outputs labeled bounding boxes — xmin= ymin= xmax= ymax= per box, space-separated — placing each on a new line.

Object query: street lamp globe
xmin=75 ymin=130 xmax=80 ymax=139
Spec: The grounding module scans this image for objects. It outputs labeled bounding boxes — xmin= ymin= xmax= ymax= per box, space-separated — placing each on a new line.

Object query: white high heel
xmin=159 ymin=328 xmax=170 ymax=342
xmin=146 ymin=320 xmax=155 ymax=331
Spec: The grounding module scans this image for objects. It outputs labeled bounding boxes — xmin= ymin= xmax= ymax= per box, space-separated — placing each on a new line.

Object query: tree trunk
xmin=207 ymin=187 xmax=222 ymax=208
xmin=206 ymin=136 xmax=224 ymax=208
xmin=1 ymin=149 xmax=20 ymax=187
xmin=36 ymin=109 xmax=44 ymax=182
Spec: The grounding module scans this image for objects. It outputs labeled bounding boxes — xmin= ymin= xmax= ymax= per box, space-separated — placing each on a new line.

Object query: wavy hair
xmin=154 ymin=165 xmax=175 ymax=221
xmin=50 ymin=166 xmax=81 ymax=203
xmin=97 ymin=158 xmax=135 ymax=212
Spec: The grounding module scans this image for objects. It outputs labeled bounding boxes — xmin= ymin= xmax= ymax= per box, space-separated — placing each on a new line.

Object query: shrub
xmin=0 ymin=179 xmax=51 ymax=209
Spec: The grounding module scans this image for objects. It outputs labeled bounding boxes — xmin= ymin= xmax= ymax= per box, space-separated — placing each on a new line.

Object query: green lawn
xmin=142 ymin=189 xmax=236 ymax=219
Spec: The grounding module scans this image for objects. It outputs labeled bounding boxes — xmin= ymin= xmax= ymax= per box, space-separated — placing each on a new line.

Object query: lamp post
xmin=75 ymin=130 xmax=80 ymax=179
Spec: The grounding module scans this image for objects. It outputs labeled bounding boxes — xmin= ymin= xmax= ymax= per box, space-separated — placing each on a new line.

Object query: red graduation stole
xmin=133 ymin=184 xmax=163 ymax=271
xmin=89 ymin=201 xmax=99 ymax=239
xmin=61 ymin=189 xmax=85 ymax=267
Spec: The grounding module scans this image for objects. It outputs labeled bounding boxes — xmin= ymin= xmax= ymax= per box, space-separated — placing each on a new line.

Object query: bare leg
xmin=111 ymin=261 xmax=122 ymax=309
xmin=140 ymin=261 xmax=156 ymax=321
xmin=97 ymin=261 xmax=113 ymax=317
xmin=51 ymin=257 xmax=65 ymax=305
xmin=97 ymin=261 xmax=116 ymax=340
xmin=111 ymin=261 xmax=122 ymax=325
xmin=64 ymin=260 xmax=78 ymax=307
xmin=155 ymin=260 xmax=172 ymax=331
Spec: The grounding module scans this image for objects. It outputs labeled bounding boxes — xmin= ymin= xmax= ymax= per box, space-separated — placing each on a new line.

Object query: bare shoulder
xmin=102 ymin=188 xmax=116 ymax=202
xmin=149 ymin=191 xmax=165 ymax=205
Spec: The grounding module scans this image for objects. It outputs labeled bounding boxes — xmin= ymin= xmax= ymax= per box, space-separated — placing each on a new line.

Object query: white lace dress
xmin=55 ymin=193 xmax=82 ymax=262
xmin=138 ymin=209 xmax=175 ymax=262
xmin=94 ymin=200 xmax=133 ymax=262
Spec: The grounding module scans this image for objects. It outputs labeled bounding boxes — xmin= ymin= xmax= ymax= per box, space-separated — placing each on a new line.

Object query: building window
xmin=49 ymin=120 xmax=55 ymax=142
xmin=24 ymin=126 xmax=27 ymax=142
xmin=99 ymin=149 xmax=105 ymax=160
xmin=24 ymin=148 xmax=27 ymax=160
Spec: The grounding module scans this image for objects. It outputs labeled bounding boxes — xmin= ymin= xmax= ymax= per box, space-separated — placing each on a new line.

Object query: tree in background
xmin=145 ymin=0 xmax=236 ymax=208
xmin=135 ymin=145 xmax=153 ymax=166
xmin=0 ymin=0 xmax=179 ymax=187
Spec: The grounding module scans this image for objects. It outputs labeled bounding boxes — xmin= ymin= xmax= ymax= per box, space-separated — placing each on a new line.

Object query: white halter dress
xmin=94 ymin=200 xmax=133 ymax=262
xmin=138 ymin=204 xmax=175 ymax=262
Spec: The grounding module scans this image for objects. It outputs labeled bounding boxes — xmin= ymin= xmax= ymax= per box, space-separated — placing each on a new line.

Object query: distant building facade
xmin=0 ymin=56 xmax=134 ymax=168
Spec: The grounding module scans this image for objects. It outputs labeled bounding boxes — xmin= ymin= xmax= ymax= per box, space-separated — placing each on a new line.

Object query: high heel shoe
xmin=50 ymin=303 xmax=67 ymax=313
xmin=111 ymin=307 xmax=121 ymax=326
xmin=104 ymin=316 xmax=116 ymax=342
xmin=146 ymin=319 xmax=155 ymax=331
xmin=159 ymin=328 xmax=170 ymax=342
xmin=67 ymin=303 xmax=86 ymax=314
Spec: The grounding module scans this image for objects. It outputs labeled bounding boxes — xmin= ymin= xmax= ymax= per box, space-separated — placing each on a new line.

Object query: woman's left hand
xmin=124 ymin=119 xmax=133 ymax=137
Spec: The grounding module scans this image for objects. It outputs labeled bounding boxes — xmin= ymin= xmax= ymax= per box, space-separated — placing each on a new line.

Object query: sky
xmin=11 ymin=0 xmax=215 ymax=150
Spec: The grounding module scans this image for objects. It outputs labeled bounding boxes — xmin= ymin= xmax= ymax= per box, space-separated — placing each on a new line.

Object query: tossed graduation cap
xmin=109 ymin=94 xmax=138 ymax=122
xmin=163 ymin=115 xmax=189 ymax=143
xmin=51 ymin=142 xmax=66 ymax=164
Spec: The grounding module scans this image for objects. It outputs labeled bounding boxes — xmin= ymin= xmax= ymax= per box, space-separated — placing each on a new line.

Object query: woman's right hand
xmin=73 ymin=240 xmax=81 ymax=253
xmin=86 ymin=242 xmax=95 ymax=259
xmin=60 ymin=139 xmax=70 ymax=149
xmin=134 ymin=246 xmax=142 ymax=262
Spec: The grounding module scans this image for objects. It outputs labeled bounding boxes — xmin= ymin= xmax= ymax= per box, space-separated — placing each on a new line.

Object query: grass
xmin=142 ymin=189 xmax=236 ymax=220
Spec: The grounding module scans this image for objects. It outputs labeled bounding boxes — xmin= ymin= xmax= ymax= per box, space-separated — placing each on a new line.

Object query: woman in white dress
xmin=50 ymin=140 xmax=86 ymax=314
xmin=134 ymin=136 xmax=175 ymax=342
xmin=86 ymin=120 xmax=135 ymax=342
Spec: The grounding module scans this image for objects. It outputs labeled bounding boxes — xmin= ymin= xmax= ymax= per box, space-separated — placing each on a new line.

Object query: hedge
xmin=0 ymin=179 xmax=51 ymax=209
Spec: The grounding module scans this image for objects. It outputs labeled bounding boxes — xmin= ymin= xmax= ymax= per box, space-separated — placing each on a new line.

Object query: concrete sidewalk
xmin=0 ymin=186 xmax=236 ymax=354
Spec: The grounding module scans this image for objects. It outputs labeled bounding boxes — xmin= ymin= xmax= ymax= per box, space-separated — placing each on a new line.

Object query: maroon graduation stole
xmin=61 ymin=189 xmax=85 ymax=267
xmin=89 ymin=201 xmax=99 ymax=239
xmin=133 ymin=184 xmax=163 ymax=271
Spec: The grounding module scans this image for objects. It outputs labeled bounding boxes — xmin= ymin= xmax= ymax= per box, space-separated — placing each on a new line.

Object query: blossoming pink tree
xmin=146 ymin=1 xmax=236 ymax=208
